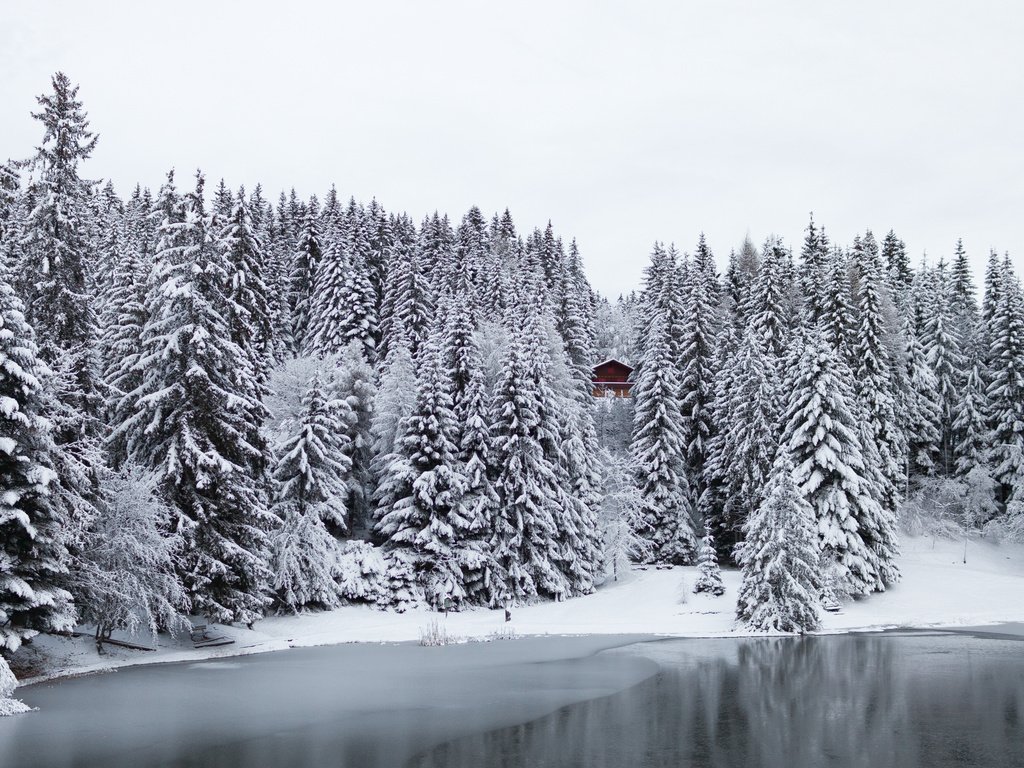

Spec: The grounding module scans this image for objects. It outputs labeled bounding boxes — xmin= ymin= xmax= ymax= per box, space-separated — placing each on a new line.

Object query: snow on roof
xmin=592 ymin=358 xmax=634 ymax=372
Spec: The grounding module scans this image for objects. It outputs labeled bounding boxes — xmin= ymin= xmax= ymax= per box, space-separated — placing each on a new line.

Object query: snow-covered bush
xmin=984 ymin=501 xmax=1024 ymax=543
xmin=0 ymin=657 xmax=29 ymax=716
xmin=419 ymin=619 xmax=459 ymax=647
xmin=271 ymin=506 xmax=342 ymax=612
xmin=595 ymin=448 xmax=650 ymax=584
xmin=380 ymin=548 xmax=424 ymax=611
xmin=336 ymin=540 xmax=388 ymax=604
xmin=74 ymin=466 xmax=191 ymax=644
xmin=900 ymin=470 xmax=999 ymax=539
xmin=692 ymin=527 xmax=726 ymax=597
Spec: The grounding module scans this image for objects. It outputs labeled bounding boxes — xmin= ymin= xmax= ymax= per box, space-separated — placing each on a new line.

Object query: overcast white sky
xmin=3 ymin=1 xmax=1022 ymax=296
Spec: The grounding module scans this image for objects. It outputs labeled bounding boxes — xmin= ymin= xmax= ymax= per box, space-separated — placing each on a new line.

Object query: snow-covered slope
xmin=15 ymin=534 xmax=1024 ymax=688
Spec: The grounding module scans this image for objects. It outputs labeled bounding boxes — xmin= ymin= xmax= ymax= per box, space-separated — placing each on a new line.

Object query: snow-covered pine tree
xmin=725 ymin=236 xmax=760 ymax=329
xmin=336 ymin=253 xmax=379 ymax=364
xmin=851 ymin=242 xmax=906 ymax=517
xmin=702 ymin=328 xmax=780 ymax=559
xmin=635 ymin=242 xmax=683 ymax=368
xmin=118 ymin=171 xmax=273 ymax=625
xmin=798 ymin=214 xmax=829 ymax=324
xmin=264 ymin=196 xmax=295 ymax=359
xmin=985 ymin=260 xmax=1024 ymax=509
xmin=903 ymin=319 xmax=943 ymax=477
xmin=489 ymin=302 xmax=568 ymax=604
xmin=219 ymin=187 xmax=273 ymax=387
xmin=269 ymin=370 xmax=352 ymax=611
xmin=441 ymin=286 xmax=497 ymax=599
xmin=745 ymin=236 xmax=792 ymax=360
xmin=0 ymin=162 xmax=20 ymax=270
xmin=542 ymin=318 xmax=602 ymax=597
xmin=630 ymin=306 xmax=697 ymax=564
xmin=678 ymin=234 xmax=720 ymax=492
xmin=99 ymin=213 xmax=150 ymax=468
xmin=331 ymin=340 xmax=377 ymax=532
xmin=289 ymin=205 xmax=322 ymax=353
xmin=421 ymin=212 xmax=458 ymax=305
xmin=693 ymin=524 xmax=726 ymax=596
xmin=882 ymin=230 xmax=912 ymax=294
xmin=375 ymin=334 xmax=476 ymax=609
xmin=820 ymin=246 xmax=854 ymax=361
xmin=379 ymin=230 xmax=433 ymax=360
xmin=17 ymin=73 xmax=102 ymax=423
xmin=0 ymin=265 xmax=74 ymax=653
xmin=306 ymin=237 xmax=350 ymax=357
xmin=921 ymin=271 xmax=964 ymax=475
xmin=953 ymin=358 xmax=990 ymax=480
xmin=369 ymin=329 xmax=417 ymax=529
xmin=735 ymin=452 xmax=821 ymax=633
xmin=950 ymin=239 xmax=979 ymax=319
xmin=781 ymin=332 xmax=894 ymax=597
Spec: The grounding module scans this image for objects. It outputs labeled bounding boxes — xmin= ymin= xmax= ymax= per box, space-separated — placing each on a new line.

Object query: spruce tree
xmin=337 ymin=254 xmax=379 ymax=363
xmin=289 ymin=206 xmax=322 ymax=353
xmin=18 ymin=72 xmax=101 ymax=421
xmin=703 ymin=329 xmax=780 ymax=558
xmin=921 ymin=273 xmax=964 ymax=475
xmin=270 ymin=371 xmax=352 ymax=610
xmin=852 ymin=244 xmax=906 ymax=516
xmin=781 ymin=333 xmax=893 ymax=597
xmin=882 ymin=230 xmax=912 ymax=292
xmin=950 ymin=239 xmax=979 ymax=319
xmin=332 ymin=341 xmax=377 ymax=531
xmin=489 ymin=310 xmax=567 ymax=604
xmin=745 ymin=236 xmax=791 ymax=359
xmin=798 ymin=214 xmax=829 ymax=324
xmin=954 ymin=359 xmax=990 ymax=479
xmin=99 ymin=216 xmax=150 ymax=467
xmin=375 ymin=337 xmax=475 ymax=609
xmin=380 ymin=233 xmax=433 ymax=360
xmin=0 ymin=267 xmax=74 ymax=652
xmin=692 ymin=525 xmax=726 ymax=596
xmin=736 ymin=453 xmax=821 ymax=633
xmin=903 ymin=320 xmax=943 ymax=476
xmin=306 ymin=239 xmax=350 ymax=357
xmin=119 ymin=172 xmax=272 ymax=625
xmin=678 ymin=234 xmax=720 ymax=489
xmin=820 ymin=247 xmax=854 ymax=360
xmin=219 ymin=188 xmax=273 ymax=386
xmin=985 ymin=262 xmax=1024 ymax=508
xmin=630 ymin=308 xmax=697 ymax=564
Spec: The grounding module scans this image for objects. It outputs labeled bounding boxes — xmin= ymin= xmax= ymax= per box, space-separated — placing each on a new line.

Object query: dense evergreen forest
xmin=1 ymin=73 xmax=1022 ymax=666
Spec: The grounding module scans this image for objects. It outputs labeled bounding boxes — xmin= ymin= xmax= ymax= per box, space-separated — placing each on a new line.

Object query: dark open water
xmin=0 ymin=631 xmax=1021 ymax=768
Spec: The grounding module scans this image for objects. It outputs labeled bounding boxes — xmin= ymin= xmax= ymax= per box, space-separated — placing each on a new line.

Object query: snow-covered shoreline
xmin=14 ymin=533 xmax=1024 ymax=690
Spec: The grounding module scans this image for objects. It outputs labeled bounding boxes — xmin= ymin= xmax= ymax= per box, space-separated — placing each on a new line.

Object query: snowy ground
xmin=12 ymin=533 xmax=1024 ymax=689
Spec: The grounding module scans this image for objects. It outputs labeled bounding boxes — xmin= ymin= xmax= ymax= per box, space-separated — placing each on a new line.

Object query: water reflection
xmin=414 ymin=634 xmax=1024 ymax=768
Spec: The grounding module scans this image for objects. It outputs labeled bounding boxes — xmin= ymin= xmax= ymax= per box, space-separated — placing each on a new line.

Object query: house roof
xmin=593 ymin=358 xmax=634 ymax=373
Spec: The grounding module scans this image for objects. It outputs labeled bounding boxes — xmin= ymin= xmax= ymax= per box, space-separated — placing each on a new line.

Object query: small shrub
xmin=419 ymin=619 xmax=459 ymax=647
xmin=487 ymin=626 xmax=518 ymax=641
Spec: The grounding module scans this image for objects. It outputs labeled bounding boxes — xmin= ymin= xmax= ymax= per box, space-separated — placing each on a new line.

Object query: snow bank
xmin=14 ymin=533 xmax=1024 ymax=689
xmin=0 ymin=657 xmax=29 ymax=716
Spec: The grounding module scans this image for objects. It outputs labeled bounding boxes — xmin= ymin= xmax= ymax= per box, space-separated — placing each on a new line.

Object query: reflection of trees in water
xmin=412 ymin=636 xmax=1024 ymax=768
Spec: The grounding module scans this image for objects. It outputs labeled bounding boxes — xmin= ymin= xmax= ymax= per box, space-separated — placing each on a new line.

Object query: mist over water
xmin=1 ymin=633 xmax=1021 ymax=768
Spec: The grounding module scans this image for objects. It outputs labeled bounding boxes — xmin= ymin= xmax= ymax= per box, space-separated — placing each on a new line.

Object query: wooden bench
xmin=190 ymin=623 xmax=235 ymax=649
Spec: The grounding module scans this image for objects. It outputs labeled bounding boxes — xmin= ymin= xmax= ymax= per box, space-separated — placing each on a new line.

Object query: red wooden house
xmin=592 ymin=359 xmax=634 ymax=397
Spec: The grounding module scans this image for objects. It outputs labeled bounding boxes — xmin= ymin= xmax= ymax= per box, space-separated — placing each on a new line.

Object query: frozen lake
xmin=1 ymin=631 xmax=1022 ymax=767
